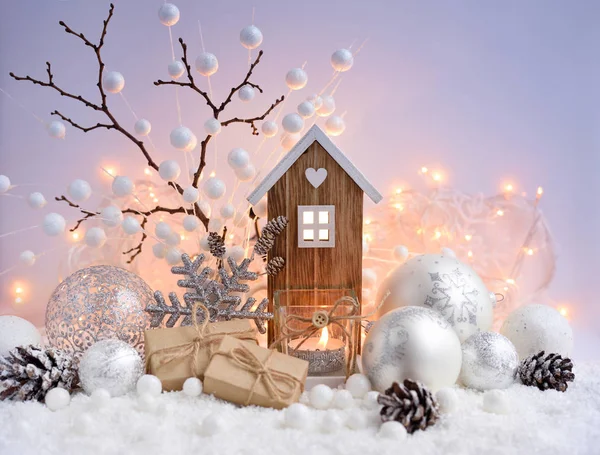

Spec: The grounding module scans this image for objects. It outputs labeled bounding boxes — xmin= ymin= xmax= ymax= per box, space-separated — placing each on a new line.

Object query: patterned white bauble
xmin=121 ymin=216 xmax=141 ymax=235
xmin=136 ymin=374 xmax=163 ymax=397
xmin=333 ymin=389 xmax=354 ymax=409
xmin=309 ymin=384 xmax=334 ymax=409
xmin=134 ymin=118 xmax=152 ymax=136
xmin=68 ymin=179 xmax=92 ymax=202
xmin=183 ymin=215 xmax=200 ymax=232
xmin=197 ymin=200 xmax=211 ymax=218
xmin=345 ymin=373 xmax=372 ymax=398
xmin=331 ymin=49 xmax=354 ymax=72
xmin=375 ymin=254 xmax=494 ymax=342
xmin=159 ymin=160 xmax=181 ymax=181
xmin=155 ymin=221 xmax=172 ymax=240
xmin=238 ymin=85 xmax=255 ymax=102
xmin=183 ymin=186 xmax=200 ymax=203
xmin=281 ymin=133 xmax=300 ymax=151
xmin=307 ymin=94 xmax=323 ymax=110
xmin=152 ymin=243 xmax=167 ymax=259
xmin=183 ymin=377 xmax=203 ymax=397
xmin=85 ymin=227 xmax=107 ymax=248
xmin=168 ymin=60 xmax=185 ymax=79
xmin=19 ymin=250 xmax=36 ymax=266
xmin=79 ymin=339 xmax=144 ymax=397
xmin=45 ymin=387 xmax=70 ymax=411
xmin=0 ymin=175 xmax=10 ymax=193
xmin=240 ymin=25 xmax=263 ymax=49
xmin=500 ymin=304 xmax=573 ymax=359
xmin=378 ymin=421 xmax=407 ymax=440
xmin=252 ymin=199 xmax=268 ymax=218
xmin=195 ymin=52 xmax=219 ymax=76
xmin=43 ymin=213 xmax=66 ymax=236
xmin=297 ymin=100 xmax=315 ymax=119
xmin=282 ymin=113 xmax=304 ymax=134
xmin=235 ymin=164 xmax=256 ymax=182
xmin=47 ymin=121 xmax=66 ymax=139
xmin=166 ymin=248 xmax=182 ymax=265
xmin=100 ymin=205 xmax=123 ymax=228
xmin=227 ymin=245 xmax=245 ymax=263
xmin=112 ymin=176 xmax=134 ymax=197
xmin=460 ymin=332 xmax=518 ymax=391
xmin=220 ymin=203 xmax=236 ymax=219
xmin=170 ymin=126 xmax=196 ymax=151
xmin=102 ymin=71 xmax=125 ymax=94
xmin=325 ymin=115 xmax=345 ymax=136
xmin=227 ymin=148 xmax=250 ymax=169
xmin=204 ymin=118 xmax=221 ymax=136
xmin=363 ymin=306 xmax=462 ymax=392
xmin=27 ymin=192 xmax=47 ymax=209
xmin=203 ymin=177 xmax=226 ymax=200
xmin=158 ymin=3 xmax=180 ymax=26
xmin=316 ymin=95 xmax=335 ymax=117
xmin=0 ymin=316 xmax=42 ymax=356
xmin=285 ymin=68 xmax=308 ymax=90
xmin=208 ymin=217 xmax=223 ymax=233
xmin=284 ymin=403 xmax=310 ymax=429
xmin=261 ymin=120 xmax=278 ymax=137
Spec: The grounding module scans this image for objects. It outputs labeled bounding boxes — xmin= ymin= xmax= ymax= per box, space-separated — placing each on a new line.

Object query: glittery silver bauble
xmin=45 ymin=265 xmax=152 ymax=357
xmin=459 ymin=332 xmax=518 ymax=391
xmin=500 ymin=304 xmax=573 ymax=359
xmin=363 ymin=306 xmax=462 ymax=392
xmin=375 ymin=254 xmax=494 ymax=342
xmin=79 ymin=339 xmax=144 ymax=397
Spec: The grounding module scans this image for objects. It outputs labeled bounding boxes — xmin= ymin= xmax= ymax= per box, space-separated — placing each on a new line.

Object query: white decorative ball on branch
xmin=122 ymin=216 xmax=141 ymax=235
xmin=203 ymin=118 xmax=221 ymax=136
xmin=68 ymin=179 xmax=92 ymax=202
xmin=297 ymin=101 xmax=315 ymax=119
xmin=100 ymin=205 xmax=123 ymax=227
xmin=0 ymin=175 xmax=10 ymax=193
xmin=316 ymin=95 xmax=336 ymax=117
xmin=331 ymin=49 xmax=354 ymax=72
xmin=27 ymin=192 xmax=47 ymax=209
xmin=43 ymin=213 xmax=66 ymax=237
xmin=220 ymin=203 xmax=236 ymax=219
xmin=166 ymin=248 xmax=182 ymax=265
xmin=307 ymin=94 xmax=323 ymax=110
xmin=261 ymin=120 xmax=278 ymax=137
xmin=85 ymin=227 xmax=107 ymax=248
xmin=227 ymin=245 xmax=245 ymax=262
xmin=19 ymin=250 xmax=36 ymax=267
xmin=167 ymin=232 xmax=181 ymax=247
xmin=325 ymin=115 xmax=346 ymax=136
xmin=158 ymin=3 xmax=180 ymax=26
xmin=111 ymin=175 xmax=134 ymax=197
xmin=155 ymin=221 xmax=172 ymax=240
xmin=183 ymin=215 xmax=199 ymax=232
xmin=227 ymin=148 xmax=250 ymax=169
xmin=183 ymin=186 xmax=200 ymax=203
xmin=235 ymin=163 xmax=256 ymax=181
xmin=240 ymin=25 xmax=263 ymax=49
xmin=102 ymin=71 xmax=125 ymax=94
xmin=195 ymin=52 xmax=219 ymax=76
xmin=281 ymin=133 xmax=300 ymax=151
xmin=134 ymin=118 xmax=152 ymax=136
xmin=170 ymin=126 xmax=196 ymax=151
xmin=158 ymin=160 xmax=181 ymax=181
xmin=47 ymin=120 xmax=66 ymax=139
xmin=197 ymin=200 xmax=211 ymax=218
xmin=252 ymin=198 xmax=268 ymax=218
xmin=152 ymin=243 xmax=166 ymax=259
xmin=282 ymin=113 xmax=304 ymax=134
xmin=285 ymin=68 xmax=308 ymax=90
xmin=167 ymin=60 xmax=185 ymax=79
xmin=238 ymin=85 xmax=256 ymax=102
xmin=208 ymin=217 xmax=223 ymax=232
xmin=392 ymin=245 xmax=409 ymax=262
xmin=203 ymin=177 xmax=226 ymax=200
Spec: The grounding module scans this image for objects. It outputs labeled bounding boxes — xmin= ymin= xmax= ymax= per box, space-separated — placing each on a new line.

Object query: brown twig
xmin=221 ymin=95 xmax=285 ymax=135
xmin=55 ymin=196 xmax=100 ymax=231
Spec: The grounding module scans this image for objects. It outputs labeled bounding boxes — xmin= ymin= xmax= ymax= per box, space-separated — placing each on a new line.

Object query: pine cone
xmin=377 ymin=379 xmax=439 ymax=433
xmin=262 ymin=216 xmax=288 ymax=237
xmin=254 ymin=231 xmax=276 ymax=256
xmin=0 ymin=345 xmax=79 ymax=402
xmin=207 ymin=232 xmax=226 ymax=258
xmin=265 ymin=257 xmax=285 ymax=276
xmin=519 ymin=351 xmax=575 ymax=392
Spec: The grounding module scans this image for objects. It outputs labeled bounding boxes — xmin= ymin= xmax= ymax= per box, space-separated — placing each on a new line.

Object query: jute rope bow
xmin=148 ymin=303 xmax=256 ymax=377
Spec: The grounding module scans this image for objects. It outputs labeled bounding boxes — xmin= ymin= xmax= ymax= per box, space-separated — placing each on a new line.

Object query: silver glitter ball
xmin=79 ymin=339 xmax=144 ymax=397
xmin=45 ymin=265 xmax=152 ymax=357
xmin=363 ymin=306 xmax=462 ymax=393
xmin=459 ymin=332 xmax=518 ymax=391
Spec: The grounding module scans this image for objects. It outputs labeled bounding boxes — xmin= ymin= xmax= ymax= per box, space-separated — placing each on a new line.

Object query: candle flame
xmin=317 ymin=327 xmax=329 ymax=350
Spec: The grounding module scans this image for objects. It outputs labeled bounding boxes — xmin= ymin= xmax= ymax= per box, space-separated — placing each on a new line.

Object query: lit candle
xmin=288 ymin=327 xmax=345 ymax=375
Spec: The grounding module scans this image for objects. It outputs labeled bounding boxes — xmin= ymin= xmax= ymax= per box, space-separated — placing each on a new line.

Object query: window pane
xmin=318 ymin=229 xmax=329 ymax=241
xmin=303 ymin=211 xmax=314 ymax=224
xmin=318 ymin=211 xmax=329 ymax=224
xmin=303 ymin=229 xmax=314 ymax=241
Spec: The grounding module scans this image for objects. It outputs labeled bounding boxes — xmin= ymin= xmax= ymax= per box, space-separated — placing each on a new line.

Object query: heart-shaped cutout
xmin=305 ymin=168 xmax=327 ymax=188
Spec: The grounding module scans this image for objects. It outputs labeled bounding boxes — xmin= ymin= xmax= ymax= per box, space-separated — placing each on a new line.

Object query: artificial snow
xmin=1 ymin=362 xmax=599 ymax=455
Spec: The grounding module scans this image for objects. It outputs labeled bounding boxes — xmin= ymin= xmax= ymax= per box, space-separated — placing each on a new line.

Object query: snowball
xmin=103 ymin=71 xmax=125 ymax=94
xmin=100 ymin=205 xmax=123 ymax=228
xmin=285 ymin=68 xmax=308 ymax=90
xmin=19 ymin=250 xmax=36 ymax=267
xmin=85 ymin=227 xmax=107 ymax=248
xmin=112 ymin=176 xmax=134 ymax=197
xmin=68 ymin=179 xmax=92 ymax=202
xmin=378 ymin=421 xmax=407 ymax=440
xmin=158 ymin=3 xmax=180 ymax=26
xmin=183 ymin=186 xmax=200 ymax=203
xmin=0 ymin=175 xmax=10 ymax=194
xmin=284 ymin=403 xmax=310 ymax=429
xmin=159 ymin=160 xmax=181 ymax=181
xmin=321 ymin=412 xmax=343 ymax=433
xmin=47 ymin=121 xmax=66 ymax=139
xmin=227 ymin=148 xmax=250 ymax=169
xmin=316 ymin=95 xmax=335 ymax=117
xmin=282 ymin=113 xmax=304 ymax=134
xmin=43 ymin=213 xmax=66 ymax=237
xmin=235 ymin=164 xmax=256 ymax=182
xmin=325 ymin=115 xmax=345 ymax=136
xmin=204 ymin=118 xmax=221 ymax=136
xmin=155 ymin=221 xmax=172 ymax=240
xmin=281 ymin=133 xmax=300 ymax=151
xmin=392 ymin=245 xmax=409 ymax=262
xmin=170 ymin=126 xmax=196 ymax=151
xmin=203 ymin=177 xmax=226 ymax=200
xmin=134 ymin=118 xmax=152 ymax=136
xmin=183 ymin=378 xmax=203 ymax=397
xmin=152 ymin=243 xmax=167 ymax=259
xmin=195 ymin=52 xmax=219 ymax=76
xmin=220 ymin=203 xmax=235 ymax=219
xmin=331 ymin=49 xmax=354 ymax=72
xmin=483 ymin=390 xmax=510 ymax=414
xmin=208 ymin=217 xmax=223 ymax=233
xmin=27 ymin=192 xmax=47 ymax=209
xmin=436 ymin=388 xmax=459 ymax=414
xmin=309 ymin=384 xmax=334 ymax=410
xmin=261 ymin=120 xmax=278 ymax=137
xmin=136 ymin=375 xmax=163 ymax=397
xmin=240 ymin=25 xmax=263 ymax=49
xmin=345 ymin=373 xmax=372 ymax=398
xmin=45 ymin=387 xmax=70 ymax=411
xmin=333 ymin=389 xmax=354 ymax=409
xmin=362 ymin=391 xmax=380 ymax=410
xmin=297 ymin=101 xmax=315 ymax=119
xmin=168 ymin=60 xmax=185 ymax=79
xmin=238 ymin=85 xmax=255 ymax=102
xmin=166 ymin=248 xmax=182 ymax=265
xmin=362 ymin=268 xmax=377 ymax=289
xmin=183 ymin=215 xmax=199 ymax=232
xmin=122 ymin=216 xmax=141 ymax=235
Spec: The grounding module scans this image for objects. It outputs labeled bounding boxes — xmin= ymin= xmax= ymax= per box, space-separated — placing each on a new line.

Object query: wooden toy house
xmin=248 ymin=125 xmax=382 ymax=342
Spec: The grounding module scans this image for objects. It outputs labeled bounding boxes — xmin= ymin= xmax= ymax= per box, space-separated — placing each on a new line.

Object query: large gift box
xmin=203 ymin=335 xmax=309 ymax=409
xmin=144 ymin=320 xmax=257 ymax=391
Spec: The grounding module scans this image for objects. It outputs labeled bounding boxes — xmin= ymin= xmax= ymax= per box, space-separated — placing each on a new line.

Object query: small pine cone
xmin=377 ymin=379 xmax=439 ymax=433
xmin=262 ymin=216 xmax=288 ymax=237
xmin=0 ymin=345 xmax=79 ymax=402
xmin=266 ymin=257 xmax=285 ymax=276
xmin=207 ymin=232 xmax=226 ymax=258
xmin=518 ymin=351 xmax=575 ymax=392
xmin=254 ymin=231 xmax=276 ymax=256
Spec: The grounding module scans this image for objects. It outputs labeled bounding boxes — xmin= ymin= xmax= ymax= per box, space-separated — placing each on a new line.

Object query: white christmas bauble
xmin=307 ymin=94 xmax=323 ymax=110
xmin=333 ymin=389 xmax=354 ymax=409
xmin=220 ymin=203 xmax=235 ymax=219
xmin=122 ymin=216 xmax=141 ymax=235
xmin=322 ymin=412 xmax=343 ymax=433
xmin=166 ymin=231 xmax=181 ymax=247
xmin=183 ymin=377 xmax=203 ymax=397
xmin=85 ymin=227 xmax=107 ymax=248
xmin=208 ymin=217 xmax=223 ymax=233
xmin=281 ymin=133 xmax=300 ymax=151
xmin=436 ymin=388 xmax=458 ymax=414
xmin=235 ymin=164 xmax=256 ymax=182
xmin=375 ymin=254 xmax=494 ymax=342
xmin=195 ymin=52 xmax=219 ymax=76
xmin=252 ymin=199 xmax=268 ymax=218
xmin=112 ymin=176 xmax=134 ymax=197
xmin=197 ymin=200 xmax=211 ymax=218
xmin=45 ymin=387 xmax=70 ymax=411
xmin=152 ymin=243 xmax=167 ymax=259
xmin=79 ymin=339 xmax=144 ymax=397
xmin=325 ymin=115 xmax=346 ymax=136
xmin=346 ymin=409 xmax=368 ymax=430
xmin=27 ymin=192 xmax=47 ymax=209
xmin=183 ymin=215 xmax=199 ymax=232
xmin=19 ymin=250 xmax=36 ymax=266
xmin=282 ymin=113 xmax=304 ymax=134
xmin=238 ymin=85 xmax=255 ymax=102
xmin=0 ymin=175 xmax=10 ymax=193
xmin=227 ymin=148 xmax=250 ymax=169
xmin=378 ymin=421 xmax=407 ymax=440
xmin=316 ymin=95 xmax=335 ymax=117
xmin=227 ymin=245 xmax=245 ymax=263
xmin=392 ymin=245 xmax=409 ymax=262
xmin=100 ymin=205 xmax=123 ymax=228
xmin=309 ymin=384 xmax=334 ymax=410
xmin=136 ymin=374 xmax=163 ymax=397
xmin=183 ymin=186 xmax=200 ymax=203
xmin=331 ymin=49 xmax=354 ymax=72
xmin=500 ymin=304 xmax=573 ymax=359
xmin=239 ymin=25 xmax=263 ymax=49
xmin=158 ymin=3 xmax=180 ymax=26
xmin=159 ymin=160 xmax=181 ymax=181
xmin=284 ymin=403 xmax=310 ymax=429
xmin=204 ymin=118 xmax=221 ymax=136
xmin=90 ymin=388 xmax=111 ymax=408
xmin=102 ymin=71 xmax=125 ymax=94
xmin=0 ymin=316 xmax=42 ymax=356
xmin=68 ymin=179 xmax=92 ymax=202
xmin=297 ymin=101 xmax=315 ymax=119
xmin=362 ymin=269 xmax=377 ymax=289
xmin=168 ymin=60 xmax=185 ymax=79
xmin=345 ymin=373 xmax=372 ymax=398
xmin=170 ymin=126 xmax=196 ymax=151
xmin=47 ymin=121 xmax=66 ymax=139
xmin=460 ymin=332 xmax=518 ymax=391
xmin=362 ymin=391 xmax=380 ymax=410
xmin=43 ymin=213 xmax=66 ymax=237
xmin=285 ymin=68 xmax=308 ymax=90
xmin=261 ymin=120 xmax=278 ymax=137
xmin=203 ymin=177 xmax=226 ymax=200
xmin=134 ymin=118 xmax=152 ymax=136
xmin=200 ymin=413 xmax=226 ymax=436
xmin=483 ymin=390 xmax=510 ymax=414
xmin=155 ymin=221 xmax=172 ymax=240
xmin=166 ymin=248 xmax=182 ymax=265
xmin=363 ymin=306 xmax=462 ymax=392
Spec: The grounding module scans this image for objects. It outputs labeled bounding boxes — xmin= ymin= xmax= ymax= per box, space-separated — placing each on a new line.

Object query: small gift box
xmin=204 ymin=335 xmax=309 ymax=409
xmin=144 ymin=319 xmax=257 ymax=391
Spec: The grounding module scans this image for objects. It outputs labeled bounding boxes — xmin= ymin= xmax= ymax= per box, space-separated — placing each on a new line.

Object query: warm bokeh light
xmin=395 ymin=188 xmax=403 ymax=195
xmin=504 ymin=182 xmax=514 ymax=193
xmin=420 ymin=166 xmax=428 ymax=174
xmin=506 ymin=278 xmax=516 ymax=285
xmin=393 ymin=203 xmax=403 ymax=210
xmin=209 ymin=171 xmax=216 ymax=178
xmin=526 ymin=248 xmax=534 ymax=256
xmin=496 ymin=209 xmax=504 ymax=216
xmin=144 ymin=168 xmax=152 ymax=176
xmin=365 ymin=219 xmax=372 ymax=225
xmin=464 ymin=234 xmax=472 ymax=241
xmin=467 ymin=250 xmax=473 ymax=258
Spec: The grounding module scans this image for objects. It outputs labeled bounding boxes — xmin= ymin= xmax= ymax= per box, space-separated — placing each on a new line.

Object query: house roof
xmin=247 ymin=124 xmax=383 ymax=205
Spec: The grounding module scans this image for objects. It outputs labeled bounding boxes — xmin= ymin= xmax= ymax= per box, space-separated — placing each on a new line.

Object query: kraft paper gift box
xmin=144 ymin=320 xmax=257 ymax=391
xmin=203 ymin=335 xmax=309 ymax=409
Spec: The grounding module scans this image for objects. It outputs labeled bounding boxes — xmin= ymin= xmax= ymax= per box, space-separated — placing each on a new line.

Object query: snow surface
xmin=1 ymin=362 xmax=599 ymax=455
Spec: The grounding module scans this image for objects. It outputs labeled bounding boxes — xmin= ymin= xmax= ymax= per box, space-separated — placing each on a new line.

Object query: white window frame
xmin=298 ymin=205 xmax=335 ymax=248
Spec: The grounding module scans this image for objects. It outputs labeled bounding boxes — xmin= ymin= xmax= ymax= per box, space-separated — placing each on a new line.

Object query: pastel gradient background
xmin=1 ymin=1 xmax=598 ymax=352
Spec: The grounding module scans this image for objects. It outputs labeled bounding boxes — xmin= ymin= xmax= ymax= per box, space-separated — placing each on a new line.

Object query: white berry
xmin=309 ymin=384 xmax=334 ymax=410
xmin=45 ymin=387 xmax=70 ymax=411
xmin=345 ymin=373 xmax=372 ymax=398
xmin=284 ymin=403 xmax=310 ymax=429
xmin=136 ymin=374 xmax=163 ymax=397
xmin=183 ymin=377 xmax=203 ymax=397
xmin=333 ymin=389 xmax=354 ymax=409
